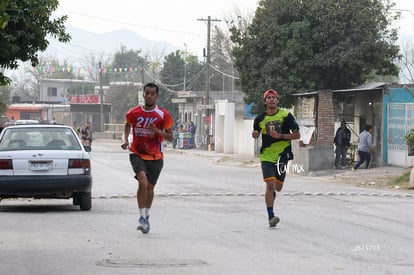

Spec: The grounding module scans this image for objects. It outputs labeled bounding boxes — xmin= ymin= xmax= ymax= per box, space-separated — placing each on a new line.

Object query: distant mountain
xmin=44 ymin=25 xmax=180 ymax=64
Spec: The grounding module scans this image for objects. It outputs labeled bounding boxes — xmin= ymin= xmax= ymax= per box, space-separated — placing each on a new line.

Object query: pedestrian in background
xmin=353 ymin=124 xmax=375 ymax=170
xmin=72 ymin=121 xmax=80 ymax=135
xmin=8 ymin=116 xmax=15 ymax=125
xmin=188 ymin=121 xmax=196 ymax=148
xmin=121 ymin=83 xmax=173 ymax=234
xmin=172 ymin=127 xmax=178 ymax=149
xmin=252 ymin=89 xmax=300 ymax=228
xmin=334 ymin=120 xmax=351 ymax=169
xmin=80 ymin=122 xmax=92 ymax=146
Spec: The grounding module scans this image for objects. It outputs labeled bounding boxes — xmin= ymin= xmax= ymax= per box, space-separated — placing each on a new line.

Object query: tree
xmin=398 ymin=41 xmax=414 ymax=83
xmin=36 ymin=57 xmax=79 ymax=80
xmin=0 ymin=0 xmax=70 ymax=85
xmin=230 ymin=0 xmax=401 ymax=113
xmin=0 ymin=0 xmax=9 ymax=29
xmin=183 ymin=54 xmax=205 ymax=91
xmin=10 ymin=75 xmax=34 ymax=102
xmin=158 ymin=50 xmax=185 ymax=120
xmin=210 ymin=26 xmax=239 ymax=92
xmin=405 ymin=128 xmax=414 ymax=156
xmin=161 ymin=50 xmax=186 ymax=90
xmin=0 ymin=84 xmax=11 ymax=115
xmin=158 ymin=50 xmax=205 ymax=121
xmin=111 ymin=45 xmax=146 ymax=83
xmin=160 ymin=50 xmax=206 ymax=93
xmin=105 ymin=46 xmax=147 ymax=123
xmin=106 ymin=84 xmax=139 ymax=123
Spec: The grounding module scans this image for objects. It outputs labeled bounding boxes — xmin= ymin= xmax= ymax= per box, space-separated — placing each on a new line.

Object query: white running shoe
xmin=137 ymin=216 xmax=149 ymax=234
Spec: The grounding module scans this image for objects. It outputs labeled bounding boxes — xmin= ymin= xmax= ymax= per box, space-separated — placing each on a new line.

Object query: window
xmin=47 ymin=87 xmax=58 ymax=97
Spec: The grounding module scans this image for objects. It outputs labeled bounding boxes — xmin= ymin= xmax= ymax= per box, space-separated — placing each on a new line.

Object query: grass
xmin=387 ymin=171 xmax=411 ymax=189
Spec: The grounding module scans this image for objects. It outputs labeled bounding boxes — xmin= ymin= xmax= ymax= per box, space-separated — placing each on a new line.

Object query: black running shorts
xmin=129 ymin=153 xmax=164 ymax=185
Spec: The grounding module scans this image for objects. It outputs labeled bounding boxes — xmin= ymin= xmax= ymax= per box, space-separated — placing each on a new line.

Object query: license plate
xmin=31 ymin=162 xmax=50 ymax=171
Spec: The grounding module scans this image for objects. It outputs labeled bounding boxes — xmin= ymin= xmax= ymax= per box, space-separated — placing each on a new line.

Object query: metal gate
xmin=387 ymin=103 xmax=414 ymax=166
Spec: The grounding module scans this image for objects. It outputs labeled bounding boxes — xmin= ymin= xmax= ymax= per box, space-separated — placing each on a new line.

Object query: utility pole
xmin=139 ymin=62 xmax=145 ymax=105
xmin=183 ymin=43 xmax=187 ymax=91
xmin=198 ymin=16 xmax=221 ymax=150
xmin=99 ymin=62 xmax=104 ymax=132
xmin=197 ymin=16 xmax=221 ymax=108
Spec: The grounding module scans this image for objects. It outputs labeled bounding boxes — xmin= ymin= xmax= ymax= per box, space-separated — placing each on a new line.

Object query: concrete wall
xmin=293 ymin=90 xmax=335 ymax=173
xmin=213 ymin=100 xmax=256 ymax=156
xmin=214 ymin=100 xmax=235 ymax=153
xmin=236 ymin=119 xmax=257 ymax=155
xmin=388 ymin=150 xmax=414 ymax=168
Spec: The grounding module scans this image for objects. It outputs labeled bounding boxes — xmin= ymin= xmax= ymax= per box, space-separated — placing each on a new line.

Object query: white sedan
xmin=0 ymin=124 xmax=92 ymax=210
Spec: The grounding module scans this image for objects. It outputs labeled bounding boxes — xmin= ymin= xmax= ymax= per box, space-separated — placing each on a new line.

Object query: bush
xmin=405 ymin=128 xmax=414 ymax=156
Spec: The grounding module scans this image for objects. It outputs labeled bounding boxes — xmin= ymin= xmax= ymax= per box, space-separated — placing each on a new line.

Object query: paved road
xmin=0 ymin=139 xmax=413 ymax=275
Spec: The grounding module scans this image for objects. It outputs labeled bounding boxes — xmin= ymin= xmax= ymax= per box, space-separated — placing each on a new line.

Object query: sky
xmin=54 ymin=0 xmax=260 ymax=56
xmin=54 ymin=0 xmax=414 ymax=55
xmin=393 ymin=0 xmax=414 ymax=41
xmin=8 ymin=0 xmax=414 ymax=82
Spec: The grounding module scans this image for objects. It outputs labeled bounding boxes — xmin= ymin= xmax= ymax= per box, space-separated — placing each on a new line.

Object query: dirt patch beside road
xmin=329 ymin=166 xmax=411 ymax=190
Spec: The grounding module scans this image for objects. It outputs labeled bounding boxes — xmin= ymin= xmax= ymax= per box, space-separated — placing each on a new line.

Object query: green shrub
xmin=405 ymin=128 xmax=414 ymax=156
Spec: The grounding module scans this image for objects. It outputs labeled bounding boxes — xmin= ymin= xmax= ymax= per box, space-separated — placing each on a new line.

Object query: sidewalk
xmin=167 ymin=146 xmax=411 ymax=189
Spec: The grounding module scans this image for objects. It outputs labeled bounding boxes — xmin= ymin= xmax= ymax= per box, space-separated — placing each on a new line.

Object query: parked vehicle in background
xmin=0 ymin=124 xmax=92 ymax=210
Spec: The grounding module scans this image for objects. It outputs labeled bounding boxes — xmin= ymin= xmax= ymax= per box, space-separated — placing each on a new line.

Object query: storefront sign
xmin=203 ymin=116 xmax=211 ymax=123
xmin=172 ymin=98 xmax=187 ymax=103
xmin=177 ymin=91 xmax=194 ymax=97
xmin=197 ymin=104 xmax=214 ymax=110
xmin=69 ymin=95 xmax=99 ymax=104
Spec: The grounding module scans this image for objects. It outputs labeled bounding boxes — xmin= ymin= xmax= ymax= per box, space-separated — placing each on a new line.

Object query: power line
xmin=391 ymin=8 xmax=414 ymax=17
xmin=59 ymin=9 xmax=203 ymax=38
xmin=209 ymin=63 xmax=239 ymax=80
xmin=143 ymin=67 xmax=206 ymax=93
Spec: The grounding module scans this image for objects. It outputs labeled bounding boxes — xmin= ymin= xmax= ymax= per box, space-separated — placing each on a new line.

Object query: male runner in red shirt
xmin=122 ymin=82 xmax=173 ymax=234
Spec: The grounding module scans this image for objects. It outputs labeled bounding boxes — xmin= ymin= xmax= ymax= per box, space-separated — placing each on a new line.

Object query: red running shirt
xmin=126 ymin=105 xmax=173 ymax=160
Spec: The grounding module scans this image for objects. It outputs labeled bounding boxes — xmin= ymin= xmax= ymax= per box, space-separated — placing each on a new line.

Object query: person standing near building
xmin=353 ymin=124 xmax=375 ymax=170
xmin=80 ymin=122 xmax=92 ymax=146
xmin=252 ymin=89 xmax=300 ymax=228
xmin=8 ymin=116 xmax=15 ymax=125
xmin=188 ymin=121 xmax=196 ymax=148
xmin=72 ymin=121 xmax=80 ymax=135
xmin=334 ymin=120 xmax=351 ymax=169
xmin=121 ymin=83 xmax=173 ymax=234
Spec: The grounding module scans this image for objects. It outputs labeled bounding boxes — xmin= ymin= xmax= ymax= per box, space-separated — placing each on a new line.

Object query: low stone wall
xmin=94 ymin=131 xmax=121 ymax=140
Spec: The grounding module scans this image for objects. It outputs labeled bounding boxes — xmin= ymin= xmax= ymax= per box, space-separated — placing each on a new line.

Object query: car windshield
xmin=0 ymin=127 xmax=82 ymax=151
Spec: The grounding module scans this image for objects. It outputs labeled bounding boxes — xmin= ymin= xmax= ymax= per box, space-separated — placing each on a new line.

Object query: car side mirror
xmin=84 ymin=145 xmax=91 ymax=152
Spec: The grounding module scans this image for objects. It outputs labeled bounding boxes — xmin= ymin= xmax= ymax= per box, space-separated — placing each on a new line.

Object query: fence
xmin=104 ymin=123 xmax=124 ymax=139
xmin=387 ymin=103 xmax=414 ymax=152
xmin=387 ymin=103 xmax=414 ymax=167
